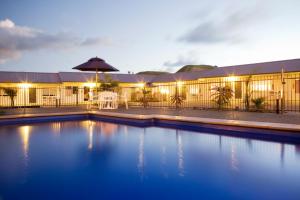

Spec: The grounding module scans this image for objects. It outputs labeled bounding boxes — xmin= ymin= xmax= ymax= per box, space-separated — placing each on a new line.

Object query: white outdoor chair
xmin=98 ymin=91 xmax=118 ymax=110
xmin=87 ymin=91 xmax=94 ymax=109
xmin=120 ymin=93 xmax=128 ymax=109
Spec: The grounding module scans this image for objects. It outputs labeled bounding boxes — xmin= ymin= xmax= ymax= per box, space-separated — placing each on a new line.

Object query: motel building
xmin=0 ymin=58 xmax=300 ymax=112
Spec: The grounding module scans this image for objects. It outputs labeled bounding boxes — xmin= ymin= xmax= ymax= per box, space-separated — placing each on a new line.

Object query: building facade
xmin=0 ymin=59 xmax=300 ymax=112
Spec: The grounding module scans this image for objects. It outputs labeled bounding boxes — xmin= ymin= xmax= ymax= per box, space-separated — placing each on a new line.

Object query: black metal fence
xmin=125 ymin=73 xmax=300 ymax=112
xmin=0 ymin=73 xmax=299 ymax=112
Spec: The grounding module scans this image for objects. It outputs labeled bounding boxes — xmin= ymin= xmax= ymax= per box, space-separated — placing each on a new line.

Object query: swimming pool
xmin=0 ymin=120 xmax=299 ymax=200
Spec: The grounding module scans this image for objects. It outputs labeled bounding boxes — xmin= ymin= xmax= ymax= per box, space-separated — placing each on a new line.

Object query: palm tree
xmin=251 ymin=97 xmax=265 ymax=111
xmin=170 ymin=84 xmax=184 ymax=109
xmin=2 ymin=88 xmax=18 ymax=107
xmin=98 ymin=74 xmax=119 ymax=92
xmin=244 ymin=75 xmax=252 ymax=111
xmin=211 ymin=85 xmax=233 ymax=110
xmin=139 ymin=87 xmax=151 ymax=108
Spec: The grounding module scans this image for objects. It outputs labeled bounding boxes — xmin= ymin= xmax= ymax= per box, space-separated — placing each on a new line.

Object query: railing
xmin=0 ymin=73 xmax=299 ymax=112
xmin=125 ymin=73 xmax=300 ymax=112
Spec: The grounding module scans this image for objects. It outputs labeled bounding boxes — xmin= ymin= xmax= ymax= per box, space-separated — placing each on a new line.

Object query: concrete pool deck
xmin=0 ymin=107 xmax=300 ymax=132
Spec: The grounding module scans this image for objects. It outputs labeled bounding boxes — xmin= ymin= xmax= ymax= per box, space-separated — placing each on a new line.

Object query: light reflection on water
xmin=88 ymin=121 xmax=94 ymax=150
xmin=0 ymin=120 xmax=299 ymax=200
xmin=176 ymin=130 xmax=185 ymax=176
xmin=19 ymin=125 xmax=31 ymax=161
xmin=137 ymin=129 xmax=145 ymax=180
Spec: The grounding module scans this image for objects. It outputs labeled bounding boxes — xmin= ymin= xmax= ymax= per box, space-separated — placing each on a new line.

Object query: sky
xmin=0 ymin=0 xmax=300 ymax=73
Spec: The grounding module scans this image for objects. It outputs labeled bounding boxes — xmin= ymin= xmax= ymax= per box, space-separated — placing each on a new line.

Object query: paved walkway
xmin=1 ymin=106 xmax=300 ymax=125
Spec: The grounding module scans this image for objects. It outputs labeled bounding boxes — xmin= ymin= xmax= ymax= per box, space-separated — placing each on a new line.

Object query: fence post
xmin=23 ymin=88 xmax=26 ymax=114
xmin=276 ymin=97 xmax=280 ymax=114
xmin=281 ymin=68 xmax=285 ymax=114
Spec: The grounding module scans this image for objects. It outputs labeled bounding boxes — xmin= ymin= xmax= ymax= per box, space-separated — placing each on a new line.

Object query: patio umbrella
xmin=73 ymin=57 xmax=119 ymax=91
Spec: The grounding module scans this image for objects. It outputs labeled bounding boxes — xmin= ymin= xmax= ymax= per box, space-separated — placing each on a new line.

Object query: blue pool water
xmin=0 ymin=120 xmax=300 ymax=200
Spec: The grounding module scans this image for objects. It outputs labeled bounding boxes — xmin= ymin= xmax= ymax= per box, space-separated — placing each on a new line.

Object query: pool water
xmin=0 ymin=120 xmax=300 ymax=200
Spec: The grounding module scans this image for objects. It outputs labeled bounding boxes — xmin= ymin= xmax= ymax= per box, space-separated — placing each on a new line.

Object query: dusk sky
xmin=0 ymin=0 xmax=300 ymax=73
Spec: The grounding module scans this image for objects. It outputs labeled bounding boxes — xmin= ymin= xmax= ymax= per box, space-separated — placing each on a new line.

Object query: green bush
xmin=251 ymin=97 xmax=265 ymax=111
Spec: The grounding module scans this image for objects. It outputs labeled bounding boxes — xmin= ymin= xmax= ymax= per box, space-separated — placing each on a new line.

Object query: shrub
xmin=251 ymin=97 xmax=265 ymax=111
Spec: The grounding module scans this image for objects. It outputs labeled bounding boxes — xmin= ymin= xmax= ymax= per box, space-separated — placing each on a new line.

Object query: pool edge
xmin=0 ymin=111 xmax=299 ymax=143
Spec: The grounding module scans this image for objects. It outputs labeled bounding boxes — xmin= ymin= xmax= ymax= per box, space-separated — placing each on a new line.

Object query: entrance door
xmin=29 ymin=88 xmax=37 ymax=104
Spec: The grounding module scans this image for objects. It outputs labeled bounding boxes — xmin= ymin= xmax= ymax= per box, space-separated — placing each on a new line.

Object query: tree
xmin=98 ymin=74 xmax=119 ymax=92
xmin=211 ymin=85 xmax=233 ymax=110
xmin=2 ymin=88 xmax=18 ymax=107
xmin=73 ymin=87 xmax=79 ymax=105
xmin=244 ymin=75 xmax=252 ymax=111
xmin=170 ymin=84 xmax=184 ymax=109
xmin=139 ymin=87 xmax=151 ymax=108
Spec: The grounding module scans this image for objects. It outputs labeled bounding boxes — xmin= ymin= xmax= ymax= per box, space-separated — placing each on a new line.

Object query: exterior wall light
xmin=137 ymin=82 xmax=145 ymax=88
xmin=176 ymin=81 xmax=184 ymax=87
xmin=84 ymin=82 xmax=96 ymax=88
xmin=19 ymin=83 xmax=32 ymax=89
xmin=226 ymin=76 xmax=237 ymax=82
xmin=160 ymin=88 xmax=170 ymax=94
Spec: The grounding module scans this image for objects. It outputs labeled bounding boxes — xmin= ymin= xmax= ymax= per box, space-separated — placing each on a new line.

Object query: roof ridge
xmin=221 ymin=58 xmax=300 ymax=68
xmin=0 ymin=71 xmax=59 ymax=74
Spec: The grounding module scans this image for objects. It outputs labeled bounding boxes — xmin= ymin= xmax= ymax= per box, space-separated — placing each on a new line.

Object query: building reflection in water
xmin=295 ymin=144 xmax=300 ymax=156
xmin=219 ymin=135 xmax=222 ymax=151
xmin=246 ymin=139 xmax=253 ymax=151
xmin=19 ymin=125 xmax=32 ymax=161
xmin=280 ymin=143 xmax=285 ymax=168
xmin=80 ymin=120 xmax=120 ymax=150
xmin=138 ymin=128 xmax=145 ymax=180
xmin=99 ymin=122 xmax=118 ymax=135
xmin=124 ymin=126 xmax=128 ymax=142
xmin=80 ymin=120 xmax=119 ymax=149
xmin=176 ymin=130 xmax=185 ymax=176
xmin=51 ymin=122 xmax=61 ymax=134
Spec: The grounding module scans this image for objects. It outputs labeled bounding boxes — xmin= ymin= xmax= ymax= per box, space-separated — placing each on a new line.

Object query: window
xmin=42 ymin=88 xmax=57 ymax=96
xmin=179 ymin=85 xmax=187 ymax=100
xmin=189 ymin=87 xmax=200 ymax=96
xmin=65 ymin=86 xmax=73 ymax=96
xmin=252 ymin=80 xmax=272 ymax=91
xmin=29 ymin=88 xmax=36 ymax=103
xmin=72 ymin=87 xmax=78 ymax=94
xmin=235 ymin=82 xmax=242 ymax=99
xmin=296 ymin=80 xmax=300 ymax=93
xmin=159 ymin=86 xmax=170 ymax=95
xmin=0 ymin=88 xmax=5 ymax=96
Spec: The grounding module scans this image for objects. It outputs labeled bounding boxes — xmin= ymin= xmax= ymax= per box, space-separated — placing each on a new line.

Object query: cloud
xmin=178 ymin=4 xmax=265 ymax=44
xmin=163 ymin=51 xmax=201 ymax=72
xmin=164 ymin=55 xmax=198 ymax=67
xmin=0 ymin=19 xmax=112 ymax=63
xmin=80 ymin=37 xmax=114 ymax=46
